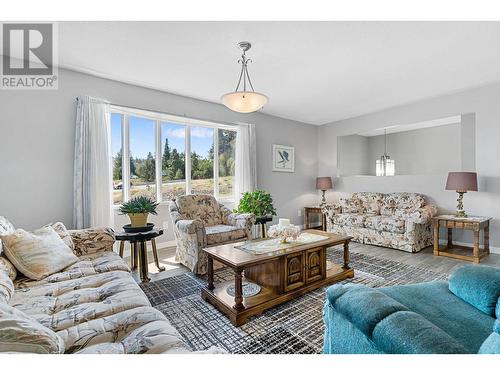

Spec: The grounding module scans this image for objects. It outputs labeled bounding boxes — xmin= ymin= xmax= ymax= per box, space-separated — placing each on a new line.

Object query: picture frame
xmin=272 ymin=144 xmax=295 ymax=173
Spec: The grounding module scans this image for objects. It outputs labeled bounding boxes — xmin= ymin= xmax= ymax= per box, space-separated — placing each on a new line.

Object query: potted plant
xmin=235 ymin=190 xmax=277 ymax=220
xmin=119 ymin=196 xmax=159 ymax=228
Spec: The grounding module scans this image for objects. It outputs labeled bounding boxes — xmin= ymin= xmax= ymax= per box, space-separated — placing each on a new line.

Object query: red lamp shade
xmin=445 ymin=172 xmax=478 ymax=192
xmin=316 ymin=177 xmax=333 ymax=190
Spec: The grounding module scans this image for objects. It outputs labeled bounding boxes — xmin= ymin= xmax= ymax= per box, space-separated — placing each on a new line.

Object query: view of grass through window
xmin=111 ymin=111 xmax=236 ymax=205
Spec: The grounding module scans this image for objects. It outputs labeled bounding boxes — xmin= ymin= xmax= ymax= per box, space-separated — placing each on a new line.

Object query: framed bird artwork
xmin=272 ymin=144 xmax=295 ymax=172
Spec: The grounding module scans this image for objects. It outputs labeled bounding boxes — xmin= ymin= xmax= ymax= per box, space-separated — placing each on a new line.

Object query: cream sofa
xmin=0 ymin=216 xmax=220 ymax=354
xmin=321 ymin=192 xmax=437 ymax=253
xmin=170 ymin=194 xmax=255 ymax=275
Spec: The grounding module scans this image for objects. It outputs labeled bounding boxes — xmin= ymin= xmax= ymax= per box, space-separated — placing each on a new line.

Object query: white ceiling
xmin=58 ymin=21 xmax=500 ymax=125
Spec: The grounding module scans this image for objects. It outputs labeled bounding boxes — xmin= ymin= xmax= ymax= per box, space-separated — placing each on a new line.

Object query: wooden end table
xmin=201 ymin=229 xmax=353 ymax=326
xmin=115 ymin=228 xmax=164 ymax=283
xmin=433 ymin=215 xmax=491 ymax=263
xmin=304 ymin=206 xmax=326 ymax=231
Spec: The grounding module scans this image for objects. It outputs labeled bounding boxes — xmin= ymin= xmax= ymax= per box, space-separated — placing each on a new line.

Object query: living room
xmin=1 ymin=1 xmax=499 ymax=373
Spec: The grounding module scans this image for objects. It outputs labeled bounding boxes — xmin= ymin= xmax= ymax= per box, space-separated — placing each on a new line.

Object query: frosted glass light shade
xmin=221 ymin=91 xmax=268 ymax=113
xmin=376 ymin=158 xmax=395 ymax=176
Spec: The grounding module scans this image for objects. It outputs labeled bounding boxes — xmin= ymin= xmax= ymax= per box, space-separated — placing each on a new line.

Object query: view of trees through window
xmin=161 ymin=123 xmax=186 ymax=201
xmin=111 ymin=110 xmax=236 ymax=205
xmin=218 ymin=128 xmax=236 ymax=200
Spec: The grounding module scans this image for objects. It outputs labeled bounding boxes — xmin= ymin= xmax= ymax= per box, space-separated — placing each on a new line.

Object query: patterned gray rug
xmin=140 ymin=244 xmax=448 ymax=354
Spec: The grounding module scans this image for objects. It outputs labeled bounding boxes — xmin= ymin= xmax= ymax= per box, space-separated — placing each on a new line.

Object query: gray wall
xmin=339 ymin=124 xmax=462 ymax=176
xmin=366 ymin=124 xmax=461 ymax=176
xmin=337 ymin=134 xmax=370 ymax=176
xmin=0 ymin=69 xmax=319 ymax=244
xmin=318 ymin=81 xmax=500 ymax=249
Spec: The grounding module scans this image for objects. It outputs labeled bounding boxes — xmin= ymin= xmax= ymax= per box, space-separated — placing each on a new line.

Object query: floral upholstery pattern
xmin=0 ymin=302 xmax=65 ymax=353
xmin=175 ymin=195 xmax=223 ymax=226
xmin=322 ymin=192 xmax=437 ymax=253
xmin=14 ymin=251 xmax=130 ymax=289
xmin=333 ymin=214 xmax=366 ymax=228
xmin=0 ymin=218 xmax=217 ymax=354
xmin=380 ymin=192 xmax=426 ymax=216
xmin=364 ymin=215 xmax=406 ymax=234
xmin=61 ymin=307 xmax=190 ymax=354
xmin=352 ymin=193 xmax=384 ymax=214
xmin=0 ymin=264 xmax=14 ymax=304
xmin=170 ymin=195 xmax=255 ymax=274
xmin=339 ymin=197 xmax=362 ymax=213
xmin=0 ymin=256 xmax=17 ymax=281
xmin=68 ymin=227 xmax=115 ymax=256
xmin=11 ymin=271 xmax=152 ymax=332
xmin=206 ymin=225 xmax=248 ymax=246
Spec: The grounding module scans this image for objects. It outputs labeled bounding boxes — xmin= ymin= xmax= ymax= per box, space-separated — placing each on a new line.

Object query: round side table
xmin=115 ymin=228 xmax=164 ymax=283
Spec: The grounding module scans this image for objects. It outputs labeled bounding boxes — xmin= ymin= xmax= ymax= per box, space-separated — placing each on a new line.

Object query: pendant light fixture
xmin=375 ymin=129 xmax=395 ymax=176
xmin=221 ymin=41 xmax=268 ymax=113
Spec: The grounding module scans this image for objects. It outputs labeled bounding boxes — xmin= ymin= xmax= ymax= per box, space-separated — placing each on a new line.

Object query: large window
xmin=110 ymin=106 xmax=237 ymax=205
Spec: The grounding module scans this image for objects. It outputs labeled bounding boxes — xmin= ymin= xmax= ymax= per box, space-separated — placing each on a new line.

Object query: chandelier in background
xmin=221 ymin=41 xmax=268 ymax=113
xmin=376 ymin=129 xmax=395 ymax=176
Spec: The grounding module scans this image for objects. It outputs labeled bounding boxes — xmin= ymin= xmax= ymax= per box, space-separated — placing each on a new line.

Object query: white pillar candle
xmin=279 ymin=218 xmax=290 ymax=227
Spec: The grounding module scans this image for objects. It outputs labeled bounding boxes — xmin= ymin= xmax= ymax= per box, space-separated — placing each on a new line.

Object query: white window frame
xmin=109 ymin=105 xmax=237 ymax=207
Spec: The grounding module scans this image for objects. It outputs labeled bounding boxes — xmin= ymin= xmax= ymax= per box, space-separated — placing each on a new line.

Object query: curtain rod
xmin=75 ymin=96 xmax=249 ymax=128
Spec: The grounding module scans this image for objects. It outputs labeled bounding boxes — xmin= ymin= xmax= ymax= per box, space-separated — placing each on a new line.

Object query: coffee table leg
xmin=233 ymin=268 xmax=244 ymax=310
xmin=343 ymin=240 xmax=350 ymax=269
xmin=138 ymin=240 xmax=150 ymax=283
xmin=207 ymin=255 xmax=214 ymax=291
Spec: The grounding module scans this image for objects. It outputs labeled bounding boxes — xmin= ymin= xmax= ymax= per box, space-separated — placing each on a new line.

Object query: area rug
xmin=140 ymin=243 xmax=448 ymax=354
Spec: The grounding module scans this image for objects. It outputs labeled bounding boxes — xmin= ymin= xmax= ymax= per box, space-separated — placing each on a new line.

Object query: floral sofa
xmin=169 ymin=194 xmax=255 ymax=274
xmin=321 ymin=192 xmax=437 ymax=253
xmin=0 ymin=216 xmax=222 ymax=354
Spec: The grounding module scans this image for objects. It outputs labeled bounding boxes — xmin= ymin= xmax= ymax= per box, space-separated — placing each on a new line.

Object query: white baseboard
xmin=438 ymin=239 xmax=500 ymax=255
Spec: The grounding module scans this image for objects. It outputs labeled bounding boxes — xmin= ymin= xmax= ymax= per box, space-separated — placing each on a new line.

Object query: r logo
xmin=2 ymin=23 xmax=53 ymax=75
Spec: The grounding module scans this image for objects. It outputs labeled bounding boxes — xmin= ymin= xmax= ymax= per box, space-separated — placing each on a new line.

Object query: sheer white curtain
xmin=73 ymin=96 xmax=113 ymax=229
xmin=234 ymin=123 xmax=257 ymax=204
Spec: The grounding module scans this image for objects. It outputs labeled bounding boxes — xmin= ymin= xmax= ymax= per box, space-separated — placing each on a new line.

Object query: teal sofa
xmin=323 ymin=265 xmax=500 ymax=354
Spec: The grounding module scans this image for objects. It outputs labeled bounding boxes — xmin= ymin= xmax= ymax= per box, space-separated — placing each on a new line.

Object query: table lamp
xmin=316 ymin=176 xmax=333 ymax=205
xmin=445 ymin=172 xmax=478 ymax=217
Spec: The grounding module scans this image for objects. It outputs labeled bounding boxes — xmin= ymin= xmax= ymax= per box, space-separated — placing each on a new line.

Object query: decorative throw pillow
xmin=46 ymin=222 xmax=75 ymax=252
xmin=0 ymin=302 xmax=65 ymax=353
xmin=0 ymin=227 xmax=78 ymax=281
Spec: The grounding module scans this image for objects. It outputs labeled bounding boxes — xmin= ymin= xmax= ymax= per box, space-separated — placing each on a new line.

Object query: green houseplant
xmin=119 ymin=196 xmax=159 ymax=228
xmin=235 ymin=190 xmax=277 ymax=219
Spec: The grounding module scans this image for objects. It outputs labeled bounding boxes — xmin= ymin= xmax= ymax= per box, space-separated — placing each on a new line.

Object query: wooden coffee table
xmin=201 ymin=229 xmax=353 ymax=326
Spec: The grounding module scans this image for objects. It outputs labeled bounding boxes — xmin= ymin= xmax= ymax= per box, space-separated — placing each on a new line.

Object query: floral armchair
xmin=169 ymin=194 xmax=256 ymax=274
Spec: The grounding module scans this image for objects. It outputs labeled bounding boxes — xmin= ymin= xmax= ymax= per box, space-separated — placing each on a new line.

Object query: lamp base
xmin=455 ymin=191 xmax=467 ymax=218
xmin=320 ymin=190 xmax=326 ymax=206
